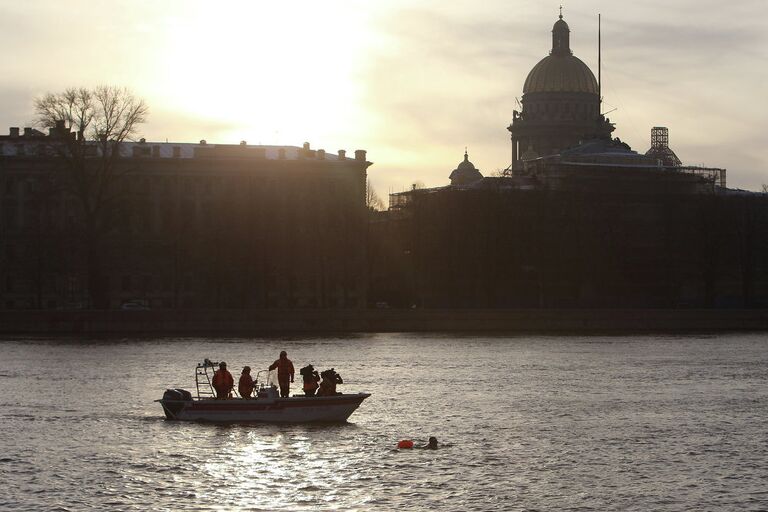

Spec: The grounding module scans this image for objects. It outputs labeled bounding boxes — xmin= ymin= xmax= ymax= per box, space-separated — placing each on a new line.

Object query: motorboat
xmin=156 ymin=359 xmax=370 ymax=423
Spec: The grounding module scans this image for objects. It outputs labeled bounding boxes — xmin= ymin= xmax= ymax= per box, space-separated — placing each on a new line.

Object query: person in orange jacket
xmin=238 ymin=366 xmax=256 ymax=398
xmin=317 ymin=368 xmax=343 ymax=396
xmin=268 ymin=351 xmax=294 ymax=398
xmin=300 ymin=364 xmax=320 ymax=396
xmin=212 ymin=361 xmax=234 ymax=399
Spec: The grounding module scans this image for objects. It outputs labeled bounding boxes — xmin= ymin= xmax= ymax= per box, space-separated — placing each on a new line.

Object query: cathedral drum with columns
xmin=508 ymin=12 xmax=613 ymax=169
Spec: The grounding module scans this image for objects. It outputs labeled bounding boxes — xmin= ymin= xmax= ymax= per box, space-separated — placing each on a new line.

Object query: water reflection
xmin=2 ymin=334 xmax=768 ymax=510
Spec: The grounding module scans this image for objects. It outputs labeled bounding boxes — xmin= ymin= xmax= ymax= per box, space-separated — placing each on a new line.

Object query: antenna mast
xmin=598 ymin=13 xmax=602 ymax=111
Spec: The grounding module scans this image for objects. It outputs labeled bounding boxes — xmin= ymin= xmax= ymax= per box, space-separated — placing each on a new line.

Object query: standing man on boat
xmin=268 ymin=351 xmax=295 ymax=398
xmin=212 ymin=361 xmax=234 ymax=399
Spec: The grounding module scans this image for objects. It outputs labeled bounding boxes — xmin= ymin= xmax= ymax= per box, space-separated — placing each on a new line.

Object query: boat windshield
xmin=254 ymin=369 xmax=280 ymax=390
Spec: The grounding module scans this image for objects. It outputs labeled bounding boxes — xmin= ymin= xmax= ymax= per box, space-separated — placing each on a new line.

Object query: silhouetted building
xmin=507 ymin=12 xmax=614 ymax=170
xmin=371 ymin=13 xmax=767 ymax=309
xmin=0 ymin=126 xmax=371 ymax=310
xmin=449 ymin=151 xmax=483 ymax=186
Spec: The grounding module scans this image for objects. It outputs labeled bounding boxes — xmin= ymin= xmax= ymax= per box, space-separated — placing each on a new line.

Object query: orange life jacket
xmin=212 ymin=369 xmax=233 ymax=390
xmin=238 ymin=374 xmax=254 ymax=396
xmin=269 ymin=358 xmax=294 ymax=379
xmin=303 ymin=375 xmax=319 ymax=392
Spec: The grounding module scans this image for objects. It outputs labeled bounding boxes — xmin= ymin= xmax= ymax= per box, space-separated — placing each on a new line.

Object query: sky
xmin=1 ymin=0 xmax=767 ymax=196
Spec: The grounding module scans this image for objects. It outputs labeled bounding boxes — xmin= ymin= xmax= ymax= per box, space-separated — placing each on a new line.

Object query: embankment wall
xmin=1 ymin=309 xmax=767 ymax=335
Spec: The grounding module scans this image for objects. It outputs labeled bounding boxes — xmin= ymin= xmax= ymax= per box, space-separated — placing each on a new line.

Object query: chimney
xmin=354 ymin=149 xmax=367 ymax=161
xmin=338 ymin=149 xmax=346 ymax=159
xmin=303 ymin=142 xmax=310 ymax=150
xmin=240 ymin=140 xmax=247 ymax=146
xmin=199 ymin=140 xmax=207 ymax=145
xmin=139 ymin=138 xmax=146 ymax=144
xmin=55 ymin=120 xmax=65 ymax=130
xmin=9 ymin=127 xmax=19 ymax=138
xmin=23 ymin=127 xmax=33 ymax=136
xmin=317 ymin=149 xmax=326 ymax=160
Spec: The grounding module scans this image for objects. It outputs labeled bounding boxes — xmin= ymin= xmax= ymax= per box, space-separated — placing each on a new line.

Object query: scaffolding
xmin=677 ymin=166 xmax=727 ymax=188
xmin=646 ymin=126 xmax=726 ymax=188
xmin=646 ymin=126 xmax=682 ymax=167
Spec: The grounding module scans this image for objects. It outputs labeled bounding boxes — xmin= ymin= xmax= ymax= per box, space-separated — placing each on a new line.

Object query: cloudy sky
xmin=1 ymin=0 xmax=766 ymax=195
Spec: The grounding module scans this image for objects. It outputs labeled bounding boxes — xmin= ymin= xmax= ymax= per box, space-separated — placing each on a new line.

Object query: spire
xmin=464 ymin=147 xmax=469 ymax=162
xmin=551 ymin=9 xmax=572 ymax=56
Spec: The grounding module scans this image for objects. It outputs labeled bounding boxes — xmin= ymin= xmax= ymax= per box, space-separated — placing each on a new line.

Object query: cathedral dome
xmin=449 ymin=151 xmax=483 ymax=186
xmin=523 ymin=55 xmax=598 ymax=94
xmin=522 ymin=14 xmax=598 ymax=95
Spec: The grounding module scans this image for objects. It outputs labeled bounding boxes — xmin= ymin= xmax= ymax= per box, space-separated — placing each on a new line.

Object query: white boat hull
xmin=157 ymin=393 xmax=370 ymax=423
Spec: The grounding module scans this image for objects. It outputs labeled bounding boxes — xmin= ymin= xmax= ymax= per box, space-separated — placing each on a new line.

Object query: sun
xmin=150 ymin=1 xmax=376 ymax=146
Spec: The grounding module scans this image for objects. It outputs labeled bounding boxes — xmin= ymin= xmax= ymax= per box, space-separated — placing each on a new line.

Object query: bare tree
xmin=34 ymin=86 xmax=149 ymax=308
xmin=762 ymin=183 xmax=768 ymax=193
xmin=366 ymin=178 xmax=385 ymax=211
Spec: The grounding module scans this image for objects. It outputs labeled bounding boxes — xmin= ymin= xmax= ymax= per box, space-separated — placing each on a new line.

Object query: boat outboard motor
xmin=161 ymin=389 xmax=192 ymax=420
xmin=163 ymin=389 xmax=192 ymax=401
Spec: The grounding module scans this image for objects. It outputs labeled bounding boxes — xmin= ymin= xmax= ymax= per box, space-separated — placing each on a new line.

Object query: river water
xmin=1 ymin=333 xmax=767 ymax=511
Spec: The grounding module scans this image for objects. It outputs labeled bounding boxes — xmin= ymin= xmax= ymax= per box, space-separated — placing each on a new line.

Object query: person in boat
xmin=238 ymin=366 xmax=256 ymax=398
xmin=300 ymin=364 xmax=321 ymax=396
xmin=212 ymin=361 xmax=234 ymax=399
xmin=317 ymin=368 xmax=343 ymax=396
xmin=268 ymin=350 xmax=295 ymax=398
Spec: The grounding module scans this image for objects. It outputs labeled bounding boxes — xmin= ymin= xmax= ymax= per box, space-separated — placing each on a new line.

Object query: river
xmin=1 ymin=333 xmax=767 ymax=511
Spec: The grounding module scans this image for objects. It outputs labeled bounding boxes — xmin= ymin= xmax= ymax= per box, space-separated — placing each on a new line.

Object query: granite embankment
xmin=1 ymin=309 xmax=768 ymax=334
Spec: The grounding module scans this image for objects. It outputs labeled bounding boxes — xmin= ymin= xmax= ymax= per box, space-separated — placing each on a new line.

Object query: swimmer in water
xmin=422 ymin=436 xmax=438 ymax=449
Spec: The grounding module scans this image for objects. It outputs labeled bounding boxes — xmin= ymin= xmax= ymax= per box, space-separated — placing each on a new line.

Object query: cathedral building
xmin=374 ymin=12 xmax=767 ymax=309
xmin=507 ymin=12 xmax=613 ymax=169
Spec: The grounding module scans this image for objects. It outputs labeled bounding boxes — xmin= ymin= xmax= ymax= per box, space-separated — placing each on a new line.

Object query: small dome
xmin=449 ymin=151 xmax=483 ymax=186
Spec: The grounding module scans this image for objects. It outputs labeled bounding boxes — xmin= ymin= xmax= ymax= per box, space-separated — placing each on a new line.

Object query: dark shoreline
xmin=1 ymin=309 xmax=767 ymax=335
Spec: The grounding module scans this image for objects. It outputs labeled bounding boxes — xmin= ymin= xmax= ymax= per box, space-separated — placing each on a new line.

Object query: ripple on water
xmin=2 ymin=333 xmax=768 ymax=510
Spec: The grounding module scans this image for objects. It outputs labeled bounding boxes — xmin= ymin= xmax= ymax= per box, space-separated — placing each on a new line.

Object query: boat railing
xmin=195 ymin=358 xmax=218 ymax=399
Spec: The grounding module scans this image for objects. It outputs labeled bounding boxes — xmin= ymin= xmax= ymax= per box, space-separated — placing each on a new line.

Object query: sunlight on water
xmin=1 ymin=333 xmax=767 ymax=511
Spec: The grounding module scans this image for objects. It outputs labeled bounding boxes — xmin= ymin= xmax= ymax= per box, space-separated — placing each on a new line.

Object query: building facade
xmin=0 ymin=126 xmax=371 ymax=309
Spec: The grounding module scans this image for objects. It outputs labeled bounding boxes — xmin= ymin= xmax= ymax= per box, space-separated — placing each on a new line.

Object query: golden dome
xmin=522 ymin=14 xmax=598 ymax=95
xmin=523 ymin=54 xmax=598 ymax=94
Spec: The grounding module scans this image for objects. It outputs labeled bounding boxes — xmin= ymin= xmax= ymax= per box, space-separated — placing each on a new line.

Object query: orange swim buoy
xmin=397 ymin=439 xmax=414 ymax=449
